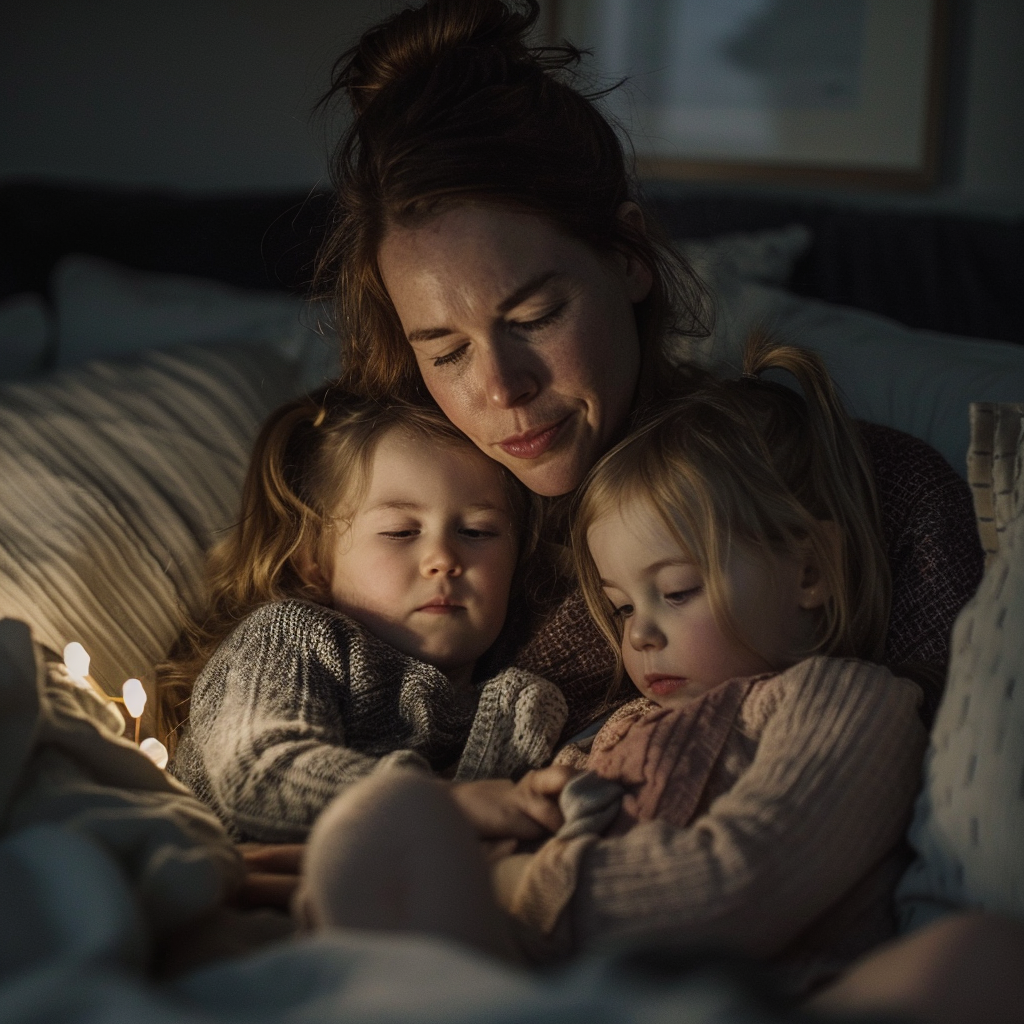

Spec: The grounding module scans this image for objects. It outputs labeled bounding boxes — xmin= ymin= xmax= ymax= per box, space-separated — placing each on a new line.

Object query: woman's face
xmin=377 ymin=205 xmax=652 ymax=496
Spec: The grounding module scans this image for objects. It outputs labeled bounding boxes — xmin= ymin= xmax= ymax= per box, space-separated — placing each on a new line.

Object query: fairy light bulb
xmin=122 ymin=678 xmax=147 ymax=719
xmin=139 ymin=737 xmax=168 ymax=770
xmin=63 ymin=642 xmax=90 ymax=683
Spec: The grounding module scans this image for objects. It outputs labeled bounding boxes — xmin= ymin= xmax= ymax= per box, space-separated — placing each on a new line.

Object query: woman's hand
xmin=450 ymin=765 xmax=577 ymax=840
xmin=233 ymin=843 xmax=304 ymax=910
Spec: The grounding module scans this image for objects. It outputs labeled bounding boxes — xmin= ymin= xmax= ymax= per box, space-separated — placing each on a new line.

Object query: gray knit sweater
xmin=171 ymin=600 xmax=568 ymax=842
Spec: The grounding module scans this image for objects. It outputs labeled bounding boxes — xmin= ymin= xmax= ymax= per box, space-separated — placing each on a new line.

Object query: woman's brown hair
xmin=314 ymin=0 xmax=711 ymax=410
xmin=157 ymin=385 xmax=531 ymax=748
xmin=572 ymin=334 xmax=891 ymax=693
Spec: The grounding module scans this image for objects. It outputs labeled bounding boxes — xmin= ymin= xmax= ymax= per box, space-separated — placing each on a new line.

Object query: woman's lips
xmin=497 ymin=417 xmax=569 ymax=460
xmin=644 ymin=675 xmax=686 ymax=696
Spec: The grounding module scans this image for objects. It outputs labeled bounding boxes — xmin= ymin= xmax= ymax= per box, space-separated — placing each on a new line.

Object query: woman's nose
xmin=480 ymin=335 xmax=540 ymax=409
xmin=627 ymin=612 xmax=665 ymax=652
xmin=421 ymin=537 xmax=463 ymax=577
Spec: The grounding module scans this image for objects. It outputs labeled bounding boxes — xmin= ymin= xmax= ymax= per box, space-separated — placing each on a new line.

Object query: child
xmin=296 ymin=338 xmax=929 ymax=993
xmin=165 ymin=387 xmax=572 ymax=846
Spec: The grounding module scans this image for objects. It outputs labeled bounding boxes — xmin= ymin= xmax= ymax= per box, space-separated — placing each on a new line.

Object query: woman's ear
xmin=293 ymin=544 xmax=332 ymax=603
xmin=795 ymin=524 xmax=840 ymax=610
xmin=615 ymin=201 xmax=654 ymax=303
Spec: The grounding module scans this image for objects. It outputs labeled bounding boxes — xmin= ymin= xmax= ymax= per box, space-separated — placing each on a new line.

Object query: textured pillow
xmin=672 ymin=275 xmax=1024 ymax=478
xmin=967 ymin=403 xmax=1024 ymax=566
xmin=896 ymin=404 xmax=1024 ymax=930
xmin=0 ymin=344 xmax=300 ymax=697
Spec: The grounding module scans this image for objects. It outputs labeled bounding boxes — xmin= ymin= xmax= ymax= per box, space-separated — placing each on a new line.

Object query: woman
xmin=314 ymin=0 xmax=981 ymax=734
xmin=231 ymin=1 xmax=1009 ymax=1018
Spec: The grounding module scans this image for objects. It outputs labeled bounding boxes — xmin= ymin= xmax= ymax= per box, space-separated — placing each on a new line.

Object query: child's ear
xmin=795 ymin=523 xmax=840 ymax=610
xmin=293 ymin=545 xmax=332 ymax=603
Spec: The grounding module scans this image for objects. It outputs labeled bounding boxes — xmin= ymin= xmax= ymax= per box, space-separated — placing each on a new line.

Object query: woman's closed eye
xmin=510 ymin=302 xmax=566 ymax=334
xmin=432 ymin=344 xmax=468 ymax=368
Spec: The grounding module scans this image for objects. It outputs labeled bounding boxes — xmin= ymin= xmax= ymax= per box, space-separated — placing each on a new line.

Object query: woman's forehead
xmin=379 ymin=205 xmax=601 ymax=309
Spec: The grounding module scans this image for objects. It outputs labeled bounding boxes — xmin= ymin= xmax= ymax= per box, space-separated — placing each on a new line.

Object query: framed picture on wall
xmin=547 ymin=0 xmax=950 ymax=189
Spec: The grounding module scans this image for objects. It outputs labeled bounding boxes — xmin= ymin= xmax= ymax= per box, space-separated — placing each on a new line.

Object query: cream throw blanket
xmin=0 ymin=618 xmax=242 ymax=947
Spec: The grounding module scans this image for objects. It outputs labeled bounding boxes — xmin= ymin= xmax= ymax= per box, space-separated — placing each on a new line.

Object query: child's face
xmin=321 ymin=429 xmax=519 ymax=687
xmin=587 ymin=500 xmax=822 ymax=708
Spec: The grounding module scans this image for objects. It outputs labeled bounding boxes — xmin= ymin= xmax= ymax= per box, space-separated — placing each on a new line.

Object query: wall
xmin=0 ymin=0 xmax=397 ymax=192
xmin=0 ymin=0 xmax=1020 ymax=212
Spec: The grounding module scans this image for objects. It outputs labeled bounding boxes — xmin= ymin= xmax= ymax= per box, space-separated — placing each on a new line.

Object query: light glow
xmin=63 ymin=642 xmax=90 ymax=682
xmin=139 ymin=737 xmax=169 ymax=769
xmin=122 ymin=678 xmax=147 ymax=719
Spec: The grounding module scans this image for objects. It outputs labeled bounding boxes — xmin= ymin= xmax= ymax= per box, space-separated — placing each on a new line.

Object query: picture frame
xmin=547 ymin=0 xmax=951 ymax=189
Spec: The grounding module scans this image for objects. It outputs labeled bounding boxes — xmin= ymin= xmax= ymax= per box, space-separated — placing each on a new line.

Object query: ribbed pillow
xmin=0 ymin=344 xmax=299 ymax=696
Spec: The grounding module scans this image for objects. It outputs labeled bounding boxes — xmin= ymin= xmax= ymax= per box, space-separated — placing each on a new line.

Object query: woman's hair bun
xmin=327 ymin=0 xmax=542 ymax=117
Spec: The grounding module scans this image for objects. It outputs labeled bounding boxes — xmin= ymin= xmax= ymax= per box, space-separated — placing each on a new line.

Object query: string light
xmin=122 ymin=678 xmax=147 ymax=744
xmin=62 ymin=642 xmax=91 ymax=686
xmin=61 ymin=642 xmax=168 ymax=768
xmin=139 ymin=737 xmax=169 ymax=770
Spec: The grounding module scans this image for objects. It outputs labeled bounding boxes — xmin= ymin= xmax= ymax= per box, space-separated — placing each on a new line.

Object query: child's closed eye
xmin=665 ymin=587 xmax=701 ymax=604
xmin=459 ymin=527 xmax=500 ymax=539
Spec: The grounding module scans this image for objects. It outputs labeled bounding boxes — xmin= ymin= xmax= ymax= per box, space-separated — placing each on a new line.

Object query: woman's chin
xmin=510 ymin=459 xmax=584 ymax=498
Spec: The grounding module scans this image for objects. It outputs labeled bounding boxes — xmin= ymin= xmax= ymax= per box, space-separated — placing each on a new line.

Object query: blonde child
xmin=298 ymin=338 xmax=928 ymax=993
xmin=164 ymin=388 xmax=573 ymax=854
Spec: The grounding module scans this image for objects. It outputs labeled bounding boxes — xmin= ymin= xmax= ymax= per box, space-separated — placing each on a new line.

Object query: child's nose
xmin=627 ymin=612 xmax=665 ymax=652
xmin=421 ymin=537 xmax=462 ymax=577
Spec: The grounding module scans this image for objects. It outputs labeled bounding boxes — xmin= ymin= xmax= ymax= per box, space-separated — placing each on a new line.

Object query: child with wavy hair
xmin=163 ymin=387 xmax=572 ymax=850
xmin=297 ymin=338 xmax=928 ymax=991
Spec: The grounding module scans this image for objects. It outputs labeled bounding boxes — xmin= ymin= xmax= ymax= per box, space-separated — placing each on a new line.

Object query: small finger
xmin=233 ymin=872 xmax=300 ymax=910
xmin=527 ymin=765 xmax=577 ymax=796
xmin=524 ymin=794 xmax=564 ymax=834
xmin=238 ymin=843 xmax=306 ymax=874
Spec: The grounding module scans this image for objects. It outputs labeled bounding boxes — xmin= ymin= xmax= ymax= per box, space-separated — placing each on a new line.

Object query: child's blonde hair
xmin=158 ymin=385 xmax=532 ymax=745
xmin=572 ymin=334 xmax=891 ymax=692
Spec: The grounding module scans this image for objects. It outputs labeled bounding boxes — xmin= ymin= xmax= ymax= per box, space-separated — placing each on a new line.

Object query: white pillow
xmin=0 ymin=343 xmax=301 ymax=696
xmin=677 ymin=223 xmax=813 ymax=288
xmin=53 ymin=255 xmax=338 ymax=388
xmin=673 ymin=274 xmax=1024 ymax=479
xmin=897 ymin=407 xmax=1024 ymax=929
xmin=0 ymin=293 xmax=52 ymax=380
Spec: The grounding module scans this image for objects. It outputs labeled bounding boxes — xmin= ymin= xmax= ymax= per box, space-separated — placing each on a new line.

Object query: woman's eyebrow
xmin=496 ymin=271 xmax=562 ymax=314
xmin=406 ymin=272 xmax=564 ymax=344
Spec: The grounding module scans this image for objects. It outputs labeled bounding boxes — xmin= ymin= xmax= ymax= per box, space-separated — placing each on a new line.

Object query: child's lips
xmin=644 ymin=674 xmax=686 ymax=696
xmin=416 ymin=599 xmax=465 ymax=615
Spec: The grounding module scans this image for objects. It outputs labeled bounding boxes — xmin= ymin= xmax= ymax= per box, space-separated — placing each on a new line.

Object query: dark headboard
xmin=2 ymin=180 xmax=1021 ymax=344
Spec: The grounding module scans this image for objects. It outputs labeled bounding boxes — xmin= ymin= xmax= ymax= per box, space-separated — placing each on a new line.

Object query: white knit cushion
xmin=0 ymin=344 xmax=299 ymax=696
xmin=897 ymin=409 xmax=1024 ymax=929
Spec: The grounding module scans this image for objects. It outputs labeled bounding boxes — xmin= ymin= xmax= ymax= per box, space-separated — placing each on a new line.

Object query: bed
xmin=0 ymin=181 xmax=1022 ymax=1023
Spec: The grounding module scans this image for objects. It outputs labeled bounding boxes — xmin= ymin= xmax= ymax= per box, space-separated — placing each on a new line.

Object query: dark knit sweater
xmin=509 ymin=423 xmax=984 ymax=738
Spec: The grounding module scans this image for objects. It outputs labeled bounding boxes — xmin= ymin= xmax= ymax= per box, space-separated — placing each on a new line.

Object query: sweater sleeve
xmin=858 ymin=423 xmax=984 ymax=700
xmin=570 ymin=658 xmax=927 ymax=959
xmin=177 ymin=604 xmax=430 ymax=842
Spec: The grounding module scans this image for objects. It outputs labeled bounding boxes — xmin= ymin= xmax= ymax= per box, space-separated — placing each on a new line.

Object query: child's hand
xmin=233 ymin=843 xmax=304 ymax=910
xmin=450 ymin=765 xmax=577 ymax=840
